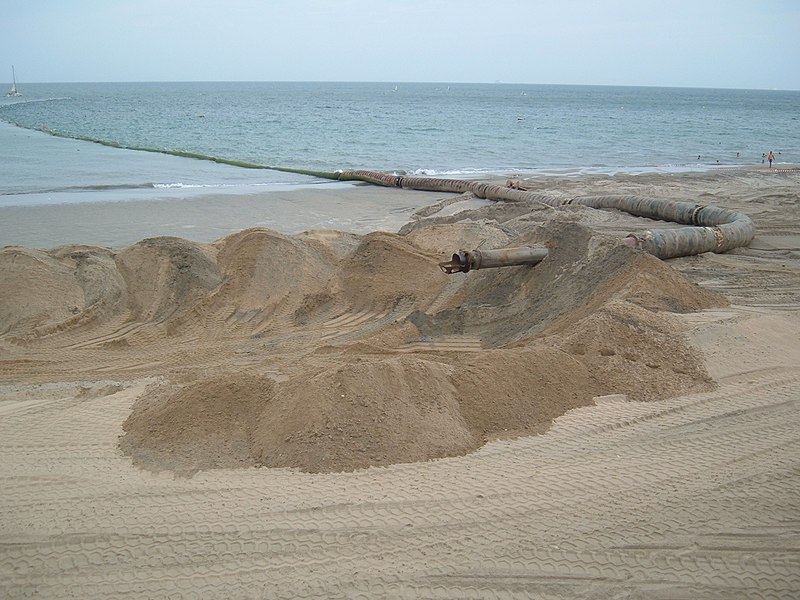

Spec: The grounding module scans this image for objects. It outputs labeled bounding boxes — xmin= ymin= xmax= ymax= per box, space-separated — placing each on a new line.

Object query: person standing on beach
xmin=768 ymin=151 xmax=775 ymax=167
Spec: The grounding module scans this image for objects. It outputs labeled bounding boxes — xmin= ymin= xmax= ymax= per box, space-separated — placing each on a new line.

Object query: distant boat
xmin=6 ymin=66 xmax=21 ymax=97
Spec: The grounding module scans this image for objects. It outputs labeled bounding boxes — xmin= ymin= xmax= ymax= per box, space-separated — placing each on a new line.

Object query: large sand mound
xmin=1 ymin=211 xmax=727 ymax=473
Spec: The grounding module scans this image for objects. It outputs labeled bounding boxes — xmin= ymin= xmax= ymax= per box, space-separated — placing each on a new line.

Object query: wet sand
xmin=0 ymin=184 xmax=475 ymax=249
xmin=1 ymin=168 xmax=799 ymax=598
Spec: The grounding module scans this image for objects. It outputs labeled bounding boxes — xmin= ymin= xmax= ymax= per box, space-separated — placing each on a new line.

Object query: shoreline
xmin=2 ymin=166 xmax=799 ymax=251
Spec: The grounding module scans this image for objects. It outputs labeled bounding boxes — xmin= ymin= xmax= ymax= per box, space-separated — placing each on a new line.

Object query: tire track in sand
xmin=1 ymin=365 xmax=798 ymax=598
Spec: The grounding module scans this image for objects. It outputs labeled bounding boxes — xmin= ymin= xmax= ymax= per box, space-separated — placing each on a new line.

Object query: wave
xmin=1 ymin=180 xmax=334 ymax=198
xmin=0 ymin=96 xmax=72 ymax=106
xmin=0 ymin=182 xmax=158 ymax=196
xmin=401 ymin=164 xmax=716 ymax=177
xmin=151 ymin=181 xmax=323 ymax=190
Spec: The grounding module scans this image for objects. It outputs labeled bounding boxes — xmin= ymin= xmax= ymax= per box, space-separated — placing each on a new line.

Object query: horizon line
xmin=5 ymin=79 xmax=799 ymax=92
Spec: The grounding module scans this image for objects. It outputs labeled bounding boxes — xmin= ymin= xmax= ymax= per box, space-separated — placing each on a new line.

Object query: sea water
xmin=1 ymin=81 xmax=798 ymax=207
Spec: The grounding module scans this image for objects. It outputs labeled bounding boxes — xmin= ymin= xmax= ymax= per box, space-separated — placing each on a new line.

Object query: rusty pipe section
xmin=439 ymin=247 xmax=549 ymax=274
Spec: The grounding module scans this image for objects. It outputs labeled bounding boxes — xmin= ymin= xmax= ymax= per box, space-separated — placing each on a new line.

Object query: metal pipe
xmin=570 ymin=196 xmax=756 ymax=259
xmin=439 ymin=247 xmax=549 ymax=274
xmin=329 ymin=171 xmax=755 ymax=263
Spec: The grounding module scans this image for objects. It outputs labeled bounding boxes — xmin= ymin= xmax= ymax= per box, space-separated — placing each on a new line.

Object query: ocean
xmin=1 ymin=81 xmax=798 ymax=208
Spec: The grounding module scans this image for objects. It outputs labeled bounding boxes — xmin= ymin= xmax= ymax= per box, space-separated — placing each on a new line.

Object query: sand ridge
xmin=3 ymin=210 xmax=724 ymax=474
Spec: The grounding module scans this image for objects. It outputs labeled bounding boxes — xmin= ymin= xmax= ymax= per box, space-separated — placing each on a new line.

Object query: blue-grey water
xmin=1 ymin=82 xmax=798 ymax=207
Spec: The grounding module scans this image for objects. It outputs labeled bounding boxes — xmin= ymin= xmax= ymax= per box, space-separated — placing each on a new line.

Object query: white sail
xmin=6 ymin=66 xmax=22 ymax=97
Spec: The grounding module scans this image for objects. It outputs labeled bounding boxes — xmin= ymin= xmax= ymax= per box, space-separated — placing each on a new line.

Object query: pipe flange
xmin=690 ymin=204 xmax=706 ymax=225
xmin=710 ymin=226 xmax=725 ymax=250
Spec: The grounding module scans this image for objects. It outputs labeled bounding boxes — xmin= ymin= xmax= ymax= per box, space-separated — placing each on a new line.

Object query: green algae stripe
xmin=28 ymin=125 xmax=343 ymax=181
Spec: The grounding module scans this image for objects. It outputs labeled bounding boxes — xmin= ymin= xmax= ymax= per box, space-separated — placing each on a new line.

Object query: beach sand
xmin=1 ymin=168 xmax=799 ymax=598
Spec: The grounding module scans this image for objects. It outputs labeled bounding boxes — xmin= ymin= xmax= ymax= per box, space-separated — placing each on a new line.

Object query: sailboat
xmin=6 ymin=66 xmax=22 ymax=97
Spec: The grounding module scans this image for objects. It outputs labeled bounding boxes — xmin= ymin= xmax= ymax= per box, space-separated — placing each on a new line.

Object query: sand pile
xmin=1 ymin=209 xmax=727 ymax=473
xmin=115 ymin=237 xmax=222 ymax=323
xmin=0 ymin=247 xmax=89 ymax=337
xmin=119 ymin=374 xmax=274 ymax=473
xmin=121 ymin=348 xmax=603 ymax=474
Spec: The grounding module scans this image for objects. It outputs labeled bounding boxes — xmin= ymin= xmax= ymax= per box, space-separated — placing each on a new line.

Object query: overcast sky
xmin=3 ymin=0 xmax=799 ymax=90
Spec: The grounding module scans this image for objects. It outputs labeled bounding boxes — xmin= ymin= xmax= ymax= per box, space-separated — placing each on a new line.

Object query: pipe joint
xmin=690 ymin=204 xmax=707 ymax=225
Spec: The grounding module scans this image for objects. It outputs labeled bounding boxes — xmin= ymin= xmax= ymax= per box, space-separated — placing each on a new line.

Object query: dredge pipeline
xmin=324 ymin=170 xmax=756 ymax=264
xmin=10 ymin=124 xmax=753 ymax=262
xmin=13 ymin=119 xmax=753 ymax=265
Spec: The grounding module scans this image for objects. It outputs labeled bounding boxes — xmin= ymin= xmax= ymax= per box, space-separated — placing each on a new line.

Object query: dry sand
xmin=1 ymin=168 xmax=799 ymax=598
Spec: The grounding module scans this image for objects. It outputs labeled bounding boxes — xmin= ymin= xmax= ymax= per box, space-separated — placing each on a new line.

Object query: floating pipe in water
xmin=439 ymin=247 xmax=549 ymax=274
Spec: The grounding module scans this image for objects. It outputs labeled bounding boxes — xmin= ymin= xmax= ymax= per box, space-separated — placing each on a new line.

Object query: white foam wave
xmin=400 ymin=163 xmax=719 ymax=178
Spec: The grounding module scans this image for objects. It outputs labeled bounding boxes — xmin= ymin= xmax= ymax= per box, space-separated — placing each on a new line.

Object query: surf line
xmin=19 ymin=124 xmax=755 ymax=262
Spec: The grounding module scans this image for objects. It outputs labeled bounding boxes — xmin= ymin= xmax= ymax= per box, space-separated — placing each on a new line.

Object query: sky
xmin=2 ymin=0 xmax=799 ymax=90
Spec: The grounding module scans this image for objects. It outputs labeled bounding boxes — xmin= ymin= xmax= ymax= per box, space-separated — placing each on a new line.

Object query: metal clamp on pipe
xmin=439 ymin=247 xmax=549 ymax=274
